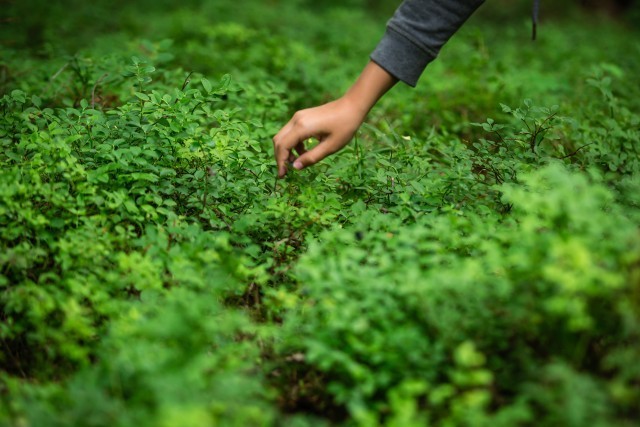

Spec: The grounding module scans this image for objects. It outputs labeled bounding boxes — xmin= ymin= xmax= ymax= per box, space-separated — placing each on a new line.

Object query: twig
xmin=211 ymin=206 xmax=232 ymax=231
xmin=557 ymin=142 xmax=594 ymax=159
xmin=91 ymin=73 xmax=109 ymax=109
xmin=40 ymin=62 xmax=70 ymax=99
xmin=243 ymin=167 xmax=260 ymax=180
xmin=50 ymin=63 xmax=69 ymax=80
xmin=181 ymin=71 xmax=193 ymax=91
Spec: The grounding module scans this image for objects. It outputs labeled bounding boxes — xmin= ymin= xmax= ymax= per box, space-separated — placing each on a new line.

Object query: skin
xmin=273 ymin=60 xmax=398 ymax=178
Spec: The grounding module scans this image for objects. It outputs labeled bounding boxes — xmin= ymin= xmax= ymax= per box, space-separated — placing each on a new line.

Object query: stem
xmin=354 ymin=132 xmax=363 ymax=180
xmin=91 ymin=73 xmax=109 ymax=109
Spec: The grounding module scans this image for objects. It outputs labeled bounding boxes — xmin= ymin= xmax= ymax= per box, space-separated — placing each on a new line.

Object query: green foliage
xmin=4 ymin=288 xmax=274 ymax=427
xmin=1 ymin=1 xmax=639 ymax=426
xmin=276 ymin=164 xmax=639 ymax=425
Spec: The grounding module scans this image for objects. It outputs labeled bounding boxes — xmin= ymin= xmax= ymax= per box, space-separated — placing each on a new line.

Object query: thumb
xmin=292 ymin=137 xmax=341 ymax=171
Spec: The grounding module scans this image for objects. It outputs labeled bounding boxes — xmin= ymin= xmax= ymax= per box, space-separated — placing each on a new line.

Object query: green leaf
xmin=131 ymin=173 xmax=159 ymax=182
xmin=134 ymin=92 xmax=150 ymax=101
xmin=124 ymin=199 xmax=139 ymax=213
xmin=201 ymin=77 xmax=212 ymax=94
xmin=215 ymin=74 xmax=231 ymax=94
xmin=11 ymin=90 xmax=26 ymax=103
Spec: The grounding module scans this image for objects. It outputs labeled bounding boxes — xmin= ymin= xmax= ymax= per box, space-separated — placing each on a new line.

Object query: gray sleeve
xmin=370 ymin=0 xmax=485 ymax=87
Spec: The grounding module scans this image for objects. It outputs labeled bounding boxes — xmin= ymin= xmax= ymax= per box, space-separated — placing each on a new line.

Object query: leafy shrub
xmin=275 ymin=164 xmax=640 ymax=425
xmin=3 ymin=286 xmax=275 ymax=427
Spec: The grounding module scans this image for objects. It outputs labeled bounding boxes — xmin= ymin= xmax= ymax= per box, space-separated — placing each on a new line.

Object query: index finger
xmin=273 ymin=121 xmax=314 ymax=178
xmin=273 ymin=128 xmax=306 ymax=178
xmin=273 ymin=120 xmax=293 ymax=178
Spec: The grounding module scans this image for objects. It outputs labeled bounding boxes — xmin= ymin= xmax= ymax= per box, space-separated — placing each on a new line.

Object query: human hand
xmin=272 ymin=61 xmax=398 ymax=178
xmin=272 ymin=97 xmax=366 ymax=178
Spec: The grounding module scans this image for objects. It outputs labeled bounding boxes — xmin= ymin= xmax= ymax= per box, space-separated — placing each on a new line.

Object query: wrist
xmin=343 ymin=61 xmax=398 ymax=117
xmin=339 ymin=92 xmax=371 ymax=122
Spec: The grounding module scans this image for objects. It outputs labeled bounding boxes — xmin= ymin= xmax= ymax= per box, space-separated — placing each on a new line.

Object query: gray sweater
xmin=371 ymin=0 xmax=485 ymax=87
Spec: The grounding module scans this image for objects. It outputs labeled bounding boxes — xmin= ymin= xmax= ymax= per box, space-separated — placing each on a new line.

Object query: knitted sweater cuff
xmin=370 ymin=26 xmax=436 ymax=88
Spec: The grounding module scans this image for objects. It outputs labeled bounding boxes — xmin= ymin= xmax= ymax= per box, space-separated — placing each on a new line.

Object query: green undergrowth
xmin=1 ymin=0 xmax=639 ymax=425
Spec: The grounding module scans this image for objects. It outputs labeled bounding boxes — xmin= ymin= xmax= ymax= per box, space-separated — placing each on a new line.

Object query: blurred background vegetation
xmin=1 ymin=0 xmax=638 ymax=111
xmin=2 ymin=0 xmax=639 ymax=127
xmin=1 ymin=0 xmax=638 ymax=49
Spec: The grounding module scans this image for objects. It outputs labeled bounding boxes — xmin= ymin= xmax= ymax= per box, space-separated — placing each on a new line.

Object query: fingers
xmin=273 ymin=119 xmax=294 ymax=144
xmin=273 ymin=125 xmax=350 ymax=176
xmin=275 ymin=140 xmax=291 ymax=178
xmin=273 ymin=105 xmax=355 ymax=177
xmin=273 ymin=119 xmax=294 ymax=178
xmin=294 ymin=141 xmax=307 ymax=157
xmin=273 ymin=111 xmax=314 ymax=178
xmin=273 ymin=127 xmax=307 ymax=178
xmin=287 ymin=142 xmax=307 ymax=163
xmin=293 ymin=136 xmax=341 ymax=170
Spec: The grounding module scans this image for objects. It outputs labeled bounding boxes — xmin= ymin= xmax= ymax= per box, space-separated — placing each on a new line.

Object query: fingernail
xmin=293 ymin=160 xmax=303 ymax=170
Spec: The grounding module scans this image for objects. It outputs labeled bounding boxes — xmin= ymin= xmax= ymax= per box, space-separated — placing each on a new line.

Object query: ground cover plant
xmin=1 ymin=0 xmax=639 ymax=425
